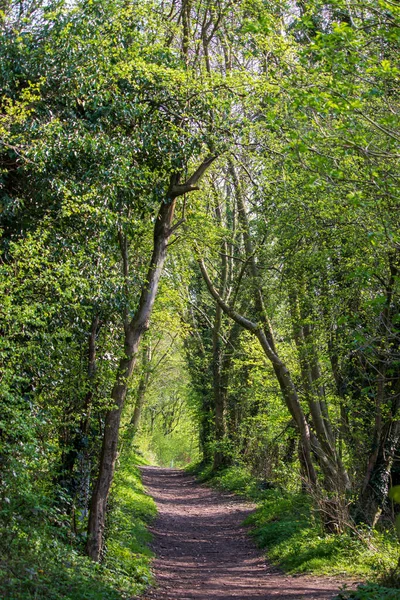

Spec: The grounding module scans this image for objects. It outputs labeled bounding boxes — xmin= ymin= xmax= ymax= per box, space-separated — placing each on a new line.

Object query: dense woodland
xmin=1 ymin=0 xmax=400 ymax=598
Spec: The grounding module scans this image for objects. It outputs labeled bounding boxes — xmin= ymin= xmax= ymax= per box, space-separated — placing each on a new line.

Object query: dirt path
xmin=140 ymin=466 xmax=349 ymax=600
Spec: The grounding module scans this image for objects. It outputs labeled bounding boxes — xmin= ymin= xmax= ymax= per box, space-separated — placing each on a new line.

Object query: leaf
xmin=388 ymin=486 xmax=400 ymax=505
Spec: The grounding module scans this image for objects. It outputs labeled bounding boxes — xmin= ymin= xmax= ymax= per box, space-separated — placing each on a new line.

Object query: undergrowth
xmin=0 ymin=449 xmax=156 ymax=599
xmin=189 ymin=462 xmax=400 ymax=598
xmin=336 ymin=583 xmax=400 ymax=600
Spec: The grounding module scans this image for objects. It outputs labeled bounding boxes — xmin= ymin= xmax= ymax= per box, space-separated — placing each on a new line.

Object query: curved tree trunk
xmin=230 ymin=162 xmax=350 ymax=495
xmin=199 ymin=257 xmax=317 ymax=486
xmin=226 ymin=165 xmax=318 ymax=484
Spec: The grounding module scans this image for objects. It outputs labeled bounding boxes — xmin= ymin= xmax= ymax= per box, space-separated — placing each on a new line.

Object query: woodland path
xmin=139 ymin=466 xmax=349 ymax=600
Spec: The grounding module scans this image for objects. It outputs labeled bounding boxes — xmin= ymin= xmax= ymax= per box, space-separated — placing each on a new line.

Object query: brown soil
xmin=139 ymin=466 xmax=353 ymax=600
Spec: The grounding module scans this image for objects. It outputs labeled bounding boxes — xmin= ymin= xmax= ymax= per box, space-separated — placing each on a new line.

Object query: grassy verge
xmin=189 ymin=462 xmax=400 ymax=598
xmin=0 ymin=449 xmax=156 ymax=599
xmin=104 ymin=450 xmax=156 ymax=596
xmin=336 ymin=584 xmax=400 ymax=600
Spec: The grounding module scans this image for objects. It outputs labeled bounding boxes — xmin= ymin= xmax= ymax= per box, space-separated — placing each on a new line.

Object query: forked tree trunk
xmin=86 ymin=157 xmax=216 ymax=561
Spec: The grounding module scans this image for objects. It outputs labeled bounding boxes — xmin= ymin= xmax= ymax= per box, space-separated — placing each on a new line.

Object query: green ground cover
xmin=0 ymin=450 xmax=156 ymax=600
xmin=190 ymin=463 xmax=400 ymax=599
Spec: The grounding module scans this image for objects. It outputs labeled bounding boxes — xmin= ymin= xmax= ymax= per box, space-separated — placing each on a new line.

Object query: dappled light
xmin=140 ymin=467 xmax=343 ymax=599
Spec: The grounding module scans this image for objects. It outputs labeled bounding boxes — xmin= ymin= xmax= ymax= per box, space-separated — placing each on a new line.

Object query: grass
xmin=104 ymin=450 xmax=157 ymax=595
xmin=0 ymin=449 xmax=156 ymax=599
xmin=247 ymin=491 xmax=398 ymax=578
xmin=336 ymin=583 xmax=400 ymax=600
xmin=189 ymin=462 xmax=400 ymax=598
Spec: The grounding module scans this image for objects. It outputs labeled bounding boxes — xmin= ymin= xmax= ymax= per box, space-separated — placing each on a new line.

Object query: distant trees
xmin=181 ymin=0 xmax=400 ymax=528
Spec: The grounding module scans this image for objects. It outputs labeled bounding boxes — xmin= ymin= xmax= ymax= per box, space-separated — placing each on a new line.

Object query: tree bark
xmin=181 ymin=0 xmax=192 ymax=62
xmin=355 ymin=407 xmax=400 ymax=525
xmin=86 ymin=157 xmax=216 ymax=561
xmin=212 ymin=302 xmax=227 ymax=469
xmin=354 ymin=255 xmax=399 ymax=524
xmin=212 ymin=192 xmax=229 ymax=470
xmin=131 ymin=342 xmax=152 ymax=432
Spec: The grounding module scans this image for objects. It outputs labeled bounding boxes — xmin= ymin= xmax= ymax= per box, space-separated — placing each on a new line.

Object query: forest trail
xmin=140 ymin=466 xmax=345 ymax=600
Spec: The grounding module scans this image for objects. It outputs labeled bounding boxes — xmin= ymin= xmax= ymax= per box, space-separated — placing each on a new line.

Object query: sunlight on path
xmin=139 ymin=467 xmax=346 ymax=600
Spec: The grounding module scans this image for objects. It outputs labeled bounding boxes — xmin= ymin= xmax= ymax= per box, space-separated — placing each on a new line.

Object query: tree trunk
xmin=355 ymin=255 xmax=399 ymax=525
xmin=355 ymin=413 xmax=400 ymax=525
xmin=199 ymin=391 xmax=213 ymax=463
xmin=212 ymin=193 xmax=229 ymax=470
xmin=86 ymin=198 xmax=177 ymax=560
xmin=131 ymin=342 xmax=152 ymax=432
xmin=181 ymin=0 xmax=192 ymax=61
xmin=212 ymin=303 xmax=227 ymax=469
xmin=86 ymin=157 xmax=217 ymax=561
xmin=355 ymin=363 xmax=400 ymax=525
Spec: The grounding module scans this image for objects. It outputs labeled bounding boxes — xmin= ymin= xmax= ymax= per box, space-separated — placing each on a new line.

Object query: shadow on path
xmin=140 ymin=466 xmax=347 ymax=600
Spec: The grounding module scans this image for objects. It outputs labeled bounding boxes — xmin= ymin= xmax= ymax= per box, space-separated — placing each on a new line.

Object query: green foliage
xmin=1 ymin=0 xmax=400 ymax=591
xmin=249 ymin=496 xmax=398 ymax=578
xmin=104 ymin=449 xmax=157 ymax=595
xmin=142 ymin=426 xmax=199 ymax=467
xmin=0 ymin=449 xmax=155 ymax=599
xmin=194 ymin=464 xmax=399 ymax=580
xmin=336 ymin=584 xmax=400 ymax=600
xmin=196 ymin=463 xmax=264 ymax=499
xmin=127 ymin=293 xmax=201 ymax=468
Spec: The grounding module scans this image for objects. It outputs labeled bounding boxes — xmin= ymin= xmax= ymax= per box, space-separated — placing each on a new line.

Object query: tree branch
xmin=198 ymin=255 xmax=284 ymax=368
xmin=169 ymin=155 xmax=217 ymax=198
xmin=198 ymin=257 xmax=258 ymax=332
